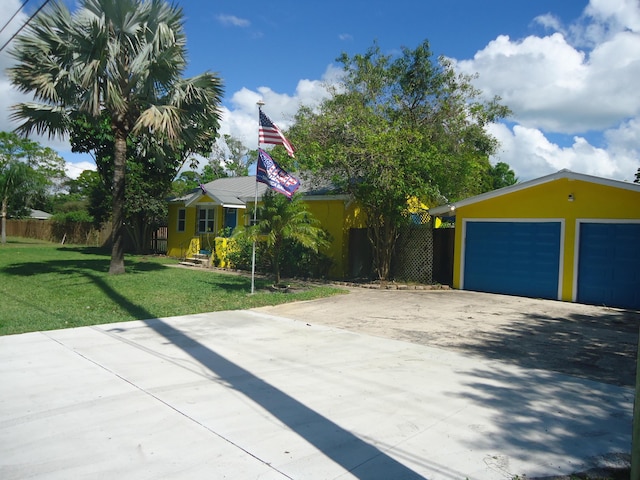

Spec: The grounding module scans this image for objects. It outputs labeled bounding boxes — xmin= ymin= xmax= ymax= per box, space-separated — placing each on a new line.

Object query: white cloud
xmin=217 ymin=65 xmax=338 ymax=151
xmin=533 ymin=13 xmax=564 ymax=33
xmin=455 ymin=0 xmax=640 ymax=182
xmin=582 ymin=0 xmax=640 ymax=41
xmin=216 ymin=14 xmax=250 ymax=28
xmin=455 ymin=30 xmax=640 ymax=133
xmin=488 ymin=123 xmax=631 ymax=181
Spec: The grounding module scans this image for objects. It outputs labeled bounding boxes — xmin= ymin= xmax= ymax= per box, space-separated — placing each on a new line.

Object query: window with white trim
xmin=198 ymin=207 xmax=215 ymax=233
xmin=177 ymin=208 xmax=186 ymax=232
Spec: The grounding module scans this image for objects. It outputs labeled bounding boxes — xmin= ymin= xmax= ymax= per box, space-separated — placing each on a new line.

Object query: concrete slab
xmin=0 ymin=309 xmax=633 ymax=479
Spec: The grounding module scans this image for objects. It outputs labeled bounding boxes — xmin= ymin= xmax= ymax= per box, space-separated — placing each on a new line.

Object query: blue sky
xmin=179 ymin=1 xmax=585 ymax=95
xmin=1 ymin=0 xmax=639 ymax=182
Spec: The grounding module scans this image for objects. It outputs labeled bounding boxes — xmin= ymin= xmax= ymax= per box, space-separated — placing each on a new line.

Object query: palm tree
xmin=246 ymin=190 xmax=329 ymax=285
xmin=8 ymin=0 xmax=223 ymax=274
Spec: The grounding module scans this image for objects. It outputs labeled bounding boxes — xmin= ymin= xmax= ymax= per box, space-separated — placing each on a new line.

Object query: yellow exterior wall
xmin=304 ymin=198 xmax=367 ymax=278
xmin=452 ymin=178 xmax=640 ymax=302
xmin=166 ymin=199 xmax=228 ymax=258
xmin=167 ymin=196 xmax=366 ymax=279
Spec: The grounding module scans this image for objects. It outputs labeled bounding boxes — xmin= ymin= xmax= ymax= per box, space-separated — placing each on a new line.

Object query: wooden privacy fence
xmin=1 ymin=219 xmax=110 ymax=246
xmin=2 ymin=220 xmax=169 ymax=254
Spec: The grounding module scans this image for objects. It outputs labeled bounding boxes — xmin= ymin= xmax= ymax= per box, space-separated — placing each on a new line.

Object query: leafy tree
xmin=70 ymin=112 xmax=200 ymax=253
xmin=0 ymin=132 xmax=67 ymax=224
xmin=201 ymin=158 xmax=227 ymax=183
xmin=0 ymin=160 xmax=37 ymax=244
xmin=9 ymin=0 xmax=223 ymax=274
xmin=289 ymin=40 xmax=511 ymax=280
xmin=483 ymin=162 xmax=518 ymax=190
xmin=171 ymin=171 xmax=201 ymax=196
xmin=65 ymin=170 xmax=101 ymax=199
xmin=0 ymin=131 xmax=67 ymax=212
xmin=635 ymin=167 xmax=639 ymax=184
xmin=210 ymin=134 xmax=250 ymax=177
xmin=237 ymin=190 xmax=329 ymax=285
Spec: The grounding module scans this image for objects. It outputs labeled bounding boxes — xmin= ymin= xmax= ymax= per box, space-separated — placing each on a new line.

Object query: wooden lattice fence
xmin=392 ymin=225 xmax=434 ymax=284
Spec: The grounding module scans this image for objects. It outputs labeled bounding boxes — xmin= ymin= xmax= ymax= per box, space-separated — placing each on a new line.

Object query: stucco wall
xmin=167 ymin=202 xmax=229 ymax=258
xmin=304 ymin=197 xmax=366 ymax=278
xmin=452 ymin=178 xmax=640 ymax=302
xmin=168 ymin=196 xmax=366 ymax=279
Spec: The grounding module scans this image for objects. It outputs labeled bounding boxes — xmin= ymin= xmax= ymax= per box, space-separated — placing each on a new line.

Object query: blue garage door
xmin=464 ymin=221 xmax=561 ymax=299
xmin=577 ymin=222 xmax=640 ymax=310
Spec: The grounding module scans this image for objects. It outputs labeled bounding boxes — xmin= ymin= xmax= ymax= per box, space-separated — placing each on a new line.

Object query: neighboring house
xmin=29 ymin=209 xmax=52 ymax=220
xmin=429 ymin=169 xmax=640 ymax=310
xmin=167 ymin=176 xmax=367 ymax=278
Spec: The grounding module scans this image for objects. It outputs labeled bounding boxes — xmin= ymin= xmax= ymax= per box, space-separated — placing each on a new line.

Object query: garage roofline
xmin=428 ymin=169 xmax=640 ymax=216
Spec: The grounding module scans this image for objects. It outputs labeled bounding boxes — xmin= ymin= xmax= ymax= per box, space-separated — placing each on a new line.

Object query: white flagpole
xmin=251 ymin=100 xmax=265 ymax=294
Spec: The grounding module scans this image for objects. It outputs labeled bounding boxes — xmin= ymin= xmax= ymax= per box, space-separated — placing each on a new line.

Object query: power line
xmin=0 ymin=0 xmax=52 ymax=55
xmin=0 ymin=0 xmax=31 ymax=37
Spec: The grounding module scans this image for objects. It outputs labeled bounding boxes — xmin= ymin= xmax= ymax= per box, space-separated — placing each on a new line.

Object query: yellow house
xmin=167 ymin=176 xmax=367 ymax=278
xmin=429 ymin=170 xmax=640 ymax=310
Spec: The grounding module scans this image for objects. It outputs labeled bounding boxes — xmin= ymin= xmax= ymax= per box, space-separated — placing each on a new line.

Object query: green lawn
xmin=0 ymin=238 xmax=345 ymax=336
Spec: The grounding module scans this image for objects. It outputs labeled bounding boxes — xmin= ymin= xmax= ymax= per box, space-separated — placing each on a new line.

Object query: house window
xmin=198 ymin=207 xmax=215 ymax=233
xmin=177 ymin=208 xmax=186 ymax=232
xmin=223 ymin=208 xmax=238 ymax=234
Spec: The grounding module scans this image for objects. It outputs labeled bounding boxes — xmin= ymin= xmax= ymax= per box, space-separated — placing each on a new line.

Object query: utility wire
xmin=0 ymin=0 xmax=51 ymax=55
xmin=0 ymin=0 xmax=31 ymax=37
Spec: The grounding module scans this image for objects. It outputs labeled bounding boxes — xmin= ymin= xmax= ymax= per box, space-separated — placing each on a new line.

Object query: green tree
xmin=0 ymin=131 xmax=67 ymax=220
xmin=70 ymin=113 xmax=188 ymax=253
xmin=210 ymin=134 xmax=250 ymax=177
xmin=238 ymin=190 xmax=329 ymax=285
xmin=635 ymin=167 xmax=639 ymax=184
xmin=9 ymin=0 xmax=223 ymax=274
xmin=171 ymin=171 xmax=200 ymax=196
xmin=483 ymin=162 xmax=518 ymax=190
xmin=0 ymin=132 xmax=67 ymax=204
xmin=65 ymin=170 xmax=101 ymax=199
xmin=289 ymin=40 xmax=511 ymax=280
xmin=201 ymin=158 xmax=227 ymax=183
xmin=0 ymin=160 xmax=37 ymax=244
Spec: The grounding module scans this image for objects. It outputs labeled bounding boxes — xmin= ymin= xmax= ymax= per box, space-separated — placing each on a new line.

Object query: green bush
xmin=51 ymin=210 xmax=94 ymax=223
xmin=226 ymin=233 xmax=270 ymax=272
xmin=226 ymin=229 xmax=333 ymax=280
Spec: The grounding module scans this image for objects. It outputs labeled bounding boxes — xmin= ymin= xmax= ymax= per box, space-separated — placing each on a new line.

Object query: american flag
xmin=258 ymin=109 xmax=295 ymax=157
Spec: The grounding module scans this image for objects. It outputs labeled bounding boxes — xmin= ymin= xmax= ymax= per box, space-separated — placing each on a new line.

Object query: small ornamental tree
xmin=237 ymin=190 xmax=329 ymax=285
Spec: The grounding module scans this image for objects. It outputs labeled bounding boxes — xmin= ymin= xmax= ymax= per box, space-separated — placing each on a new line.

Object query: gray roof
xmin=30 ymin=209 xmax=52 ymax=220
xmin=169 ymin=176 xmax=268 ymax=208
xmin=169 ymin=174 xmax=348 ymax=208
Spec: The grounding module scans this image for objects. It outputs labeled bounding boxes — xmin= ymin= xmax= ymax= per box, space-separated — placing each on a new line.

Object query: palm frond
xmin=133 ymin=105 xmax=181 ymax=140
xmin=10 ymin=103 xmax=69 ymax=138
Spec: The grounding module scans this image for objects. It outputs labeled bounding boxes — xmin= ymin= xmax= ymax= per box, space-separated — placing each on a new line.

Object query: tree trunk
xmin=126 ymin=215 xmax=151 ymax=255
xmin=369 ymin=219 xmax=397 ymax=281
xmin=109 ymin=129 xmax=127 ymax=275
xmin=1 ymin=196 xmax=7 ymax=245
xmin=274 ymin=244 xmax=281 ymax=285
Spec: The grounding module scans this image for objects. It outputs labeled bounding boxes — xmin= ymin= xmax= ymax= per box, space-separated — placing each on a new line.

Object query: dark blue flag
xmin=256 ymin=149 xmax=300 ymax=198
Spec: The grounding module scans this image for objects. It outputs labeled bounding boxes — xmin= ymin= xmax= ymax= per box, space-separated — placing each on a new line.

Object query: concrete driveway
xmin=259 ymin=288 xmax=640 ymax=388
xmin=0 ymin=288 xmax=637 ymax=479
